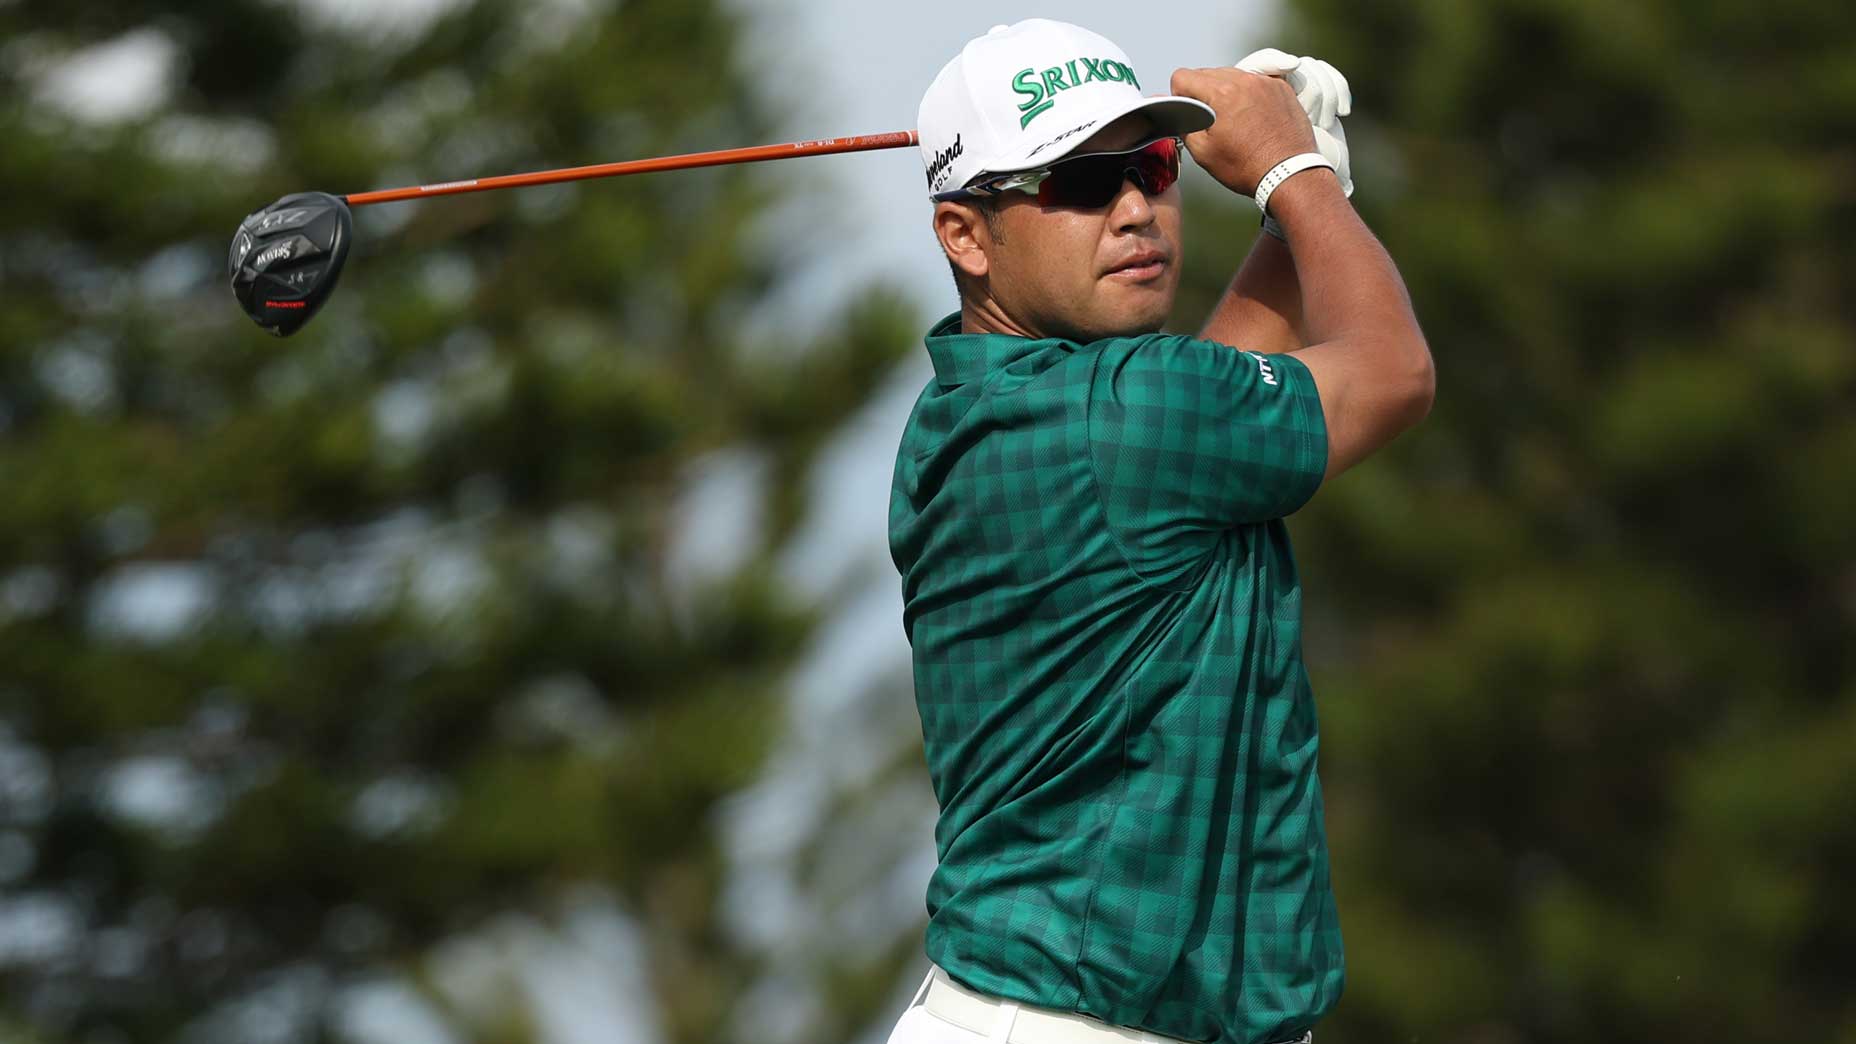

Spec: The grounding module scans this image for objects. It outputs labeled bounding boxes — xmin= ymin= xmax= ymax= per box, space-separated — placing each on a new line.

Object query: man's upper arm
xmin=1087 ymin=335 xmax=1327 ymax=581
xmin=1288 ymin=335 xmax=1435 ymax=481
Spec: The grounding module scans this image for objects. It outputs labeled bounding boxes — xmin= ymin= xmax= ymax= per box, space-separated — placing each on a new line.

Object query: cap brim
xmin=981 ymin=95 xmax=1215 ymax=175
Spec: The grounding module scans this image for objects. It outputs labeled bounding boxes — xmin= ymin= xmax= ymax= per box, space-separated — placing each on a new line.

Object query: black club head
xmin=228 ymin=191 xmax=353 ymax=337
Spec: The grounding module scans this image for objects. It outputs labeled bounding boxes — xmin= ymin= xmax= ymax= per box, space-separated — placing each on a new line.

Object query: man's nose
xmin=1109 ymin=176 xmax=1156 ymax=231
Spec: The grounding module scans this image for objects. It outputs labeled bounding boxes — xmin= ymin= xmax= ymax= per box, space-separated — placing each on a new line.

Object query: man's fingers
xmin=1312 ymin=121 xmax=1353 ymax=197
xmin=1306 ymin=59 xmax=1351 ymax=121
xmin=1172 ymin=65 xmax=1278 ymax=105
xmin=1306 ymin=63 xmax=1339 ymax=127
xmin=1269 ymin=58 xmax=1352 ymax=127
xmin=1325 ymin=60 xmax=1353 ymax=118
xmin=1303 ymin=73 xmax=1331 ymax=127
xmin=1279 ymin=61 xmax=1335 ymax=127
xmin=1169 ymin=66 xmax=1220 ymax=102
xmin=1234 ymin=46 xmax=1301 ymax=76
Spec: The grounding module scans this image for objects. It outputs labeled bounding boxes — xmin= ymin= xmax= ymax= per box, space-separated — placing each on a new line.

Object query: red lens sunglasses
xmin=931 ymin=137 xmax=1184 ymax=209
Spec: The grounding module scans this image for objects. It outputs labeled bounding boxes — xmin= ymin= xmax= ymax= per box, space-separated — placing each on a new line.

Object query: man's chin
xmin=1039 ymin=294 xmax=1175 ymax=344
xmin=1107 ymin=320 xmax=1168 ymax=339
xmin=1086 ymin=305 xmax=1172 ymax=341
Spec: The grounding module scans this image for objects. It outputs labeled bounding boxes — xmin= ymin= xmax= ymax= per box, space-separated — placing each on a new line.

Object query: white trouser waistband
xmin=916 ymin=965 xmax=1189 ymax=1044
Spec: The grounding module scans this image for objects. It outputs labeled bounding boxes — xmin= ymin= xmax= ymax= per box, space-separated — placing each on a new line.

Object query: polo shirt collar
xmin=924 ymin=312 xmax=1075 ymax=387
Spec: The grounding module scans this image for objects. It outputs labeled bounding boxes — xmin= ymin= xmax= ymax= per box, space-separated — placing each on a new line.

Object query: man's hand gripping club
xmin=1235 ymin=49 xmax=1353 ymax=198
xmin=1168 ymin=67 xmax=1324 ymax=200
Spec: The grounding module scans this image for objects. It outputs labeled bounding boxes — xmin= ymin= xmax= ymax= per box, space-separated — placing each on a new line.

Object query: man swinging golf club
xmin=887 ymin=19 xmax=1433 ymax=1044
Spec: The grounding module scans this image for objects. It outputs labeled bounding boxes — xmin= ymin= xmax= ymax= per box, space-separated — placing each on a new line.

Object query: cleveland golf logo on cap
xmin=1012 ymin=58 xmax=1142 ymax=128
xmin=925 ymin=134 xmax=964 ymax=191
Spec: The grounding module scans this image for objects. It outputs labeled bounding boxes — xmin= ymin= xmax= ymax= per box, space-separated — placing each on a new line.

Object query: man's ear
xmin=934 ymin=201 xmax=994 ymax=281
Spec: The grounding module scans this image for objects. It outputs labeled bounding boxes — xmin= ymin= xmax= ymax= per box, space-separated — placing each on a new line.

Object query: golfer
xmin=886 ymin=19 xmax=1432 ymax=1044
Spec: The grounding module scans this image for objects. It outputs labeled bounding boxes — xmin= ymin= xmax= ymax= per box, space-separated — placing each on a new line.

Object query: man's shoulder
xmin=1084 ymin=330 xmax=1269 ymax=390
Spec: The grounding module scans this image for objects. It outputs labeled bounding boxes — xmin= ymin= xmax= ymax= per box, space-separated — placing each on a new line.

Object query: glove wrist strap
xmin=1254 ymin=152 xmax=1335 ymax=217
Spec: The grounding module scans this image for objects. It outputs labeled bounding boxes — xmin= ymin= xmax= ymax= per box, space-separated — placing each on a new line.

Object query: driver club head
xmin=228 ymin=191 xmax=352 ymax=337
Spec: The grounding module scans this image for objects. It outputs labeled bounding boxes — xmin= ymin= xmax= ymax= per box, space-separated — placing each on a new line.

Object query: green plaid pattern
xmin=888 ymin=314 xmax=1339 ymax=1044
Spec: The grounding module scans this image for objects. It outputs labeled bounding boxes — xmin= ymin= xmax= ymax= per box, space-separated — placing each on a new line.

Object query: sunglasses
xmin=932 ymin=136 xmax=1184 ymax=209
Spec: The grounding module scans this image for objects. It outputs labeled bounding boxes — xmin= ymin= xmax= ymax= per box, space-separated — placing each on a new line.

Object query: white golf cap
xmin=918 ymin=19 xmax=1214 ymax=198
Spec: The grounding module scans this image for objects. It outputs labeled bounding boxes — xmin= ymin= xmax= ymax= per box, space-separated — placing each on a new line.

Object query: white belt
xmin=916 ymin=965 xmax=1187 ymax=1044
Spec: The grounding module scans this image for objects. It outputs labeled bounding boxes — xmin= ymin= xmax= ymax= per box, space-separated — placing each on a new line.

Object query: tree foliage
xmin=1174 ymin=1 xmax=1856 ymax=1040
xmin=0 ymin=0 xmax=912 ymax=1040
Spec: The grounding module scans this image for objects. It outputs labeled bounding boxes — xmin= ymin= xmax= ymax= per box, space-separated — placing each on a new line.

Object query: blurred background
xmin=1 ymin=0 xmax=1852 ymax=1041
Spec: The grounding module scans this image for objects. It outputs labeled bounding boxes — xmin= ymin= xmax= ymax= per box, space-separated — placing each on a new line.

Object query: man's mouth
xmin=1104 ymin=251 xmax=1168 ymax=282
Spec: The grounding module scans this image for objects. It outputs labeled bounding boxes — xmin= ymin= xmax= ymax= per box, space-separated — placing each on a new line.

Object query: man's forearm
xmin=1195 ymin=231 xmax=1306 ymax=354
xmin=1269 ymin=171 xmax=1418 ymax=348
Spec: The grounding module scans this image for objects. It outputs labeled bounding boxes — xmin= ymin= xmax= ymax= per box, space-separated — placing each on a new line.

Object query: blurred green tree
xmin=1171 ymin=1 xmax=1856 ymax=1041
xmin=0 ymin=0 xmax=913 ymax=1041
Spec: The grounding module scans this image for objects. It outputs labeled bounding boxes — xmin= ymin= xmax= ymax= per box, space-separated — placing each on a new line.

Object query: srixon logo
xmin=926 ymin=134 xmax=964 ymax=192
xmin=1012 ymin=58 xmax=1141 ymax=128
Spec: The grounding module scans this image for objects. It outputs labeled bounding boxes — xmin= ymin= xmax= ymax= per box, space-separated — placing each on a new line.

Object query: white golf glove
xmin=1235 ymin=47 xmax=1354 ymax=198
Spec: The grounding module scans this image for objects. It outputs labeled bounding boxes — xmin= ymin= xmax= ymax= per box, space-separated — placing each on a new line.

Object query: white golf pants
xmin=884 ymin=964 xmax=1309 ymax=1044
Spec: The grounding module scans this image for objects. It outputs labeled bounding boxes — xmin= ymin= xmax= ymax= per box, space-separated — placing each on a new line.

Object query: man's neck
xmin=955 ymin=295 xmax=1158 ymax=342
xmin=959 ymin=296 xmax=1038 ymax=338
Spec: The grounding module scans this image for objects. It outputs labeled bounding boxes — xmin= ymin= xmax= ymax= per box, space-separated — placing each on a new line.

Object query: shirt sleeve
xmin=1086 ymin=334 xmax=1328 ymax=581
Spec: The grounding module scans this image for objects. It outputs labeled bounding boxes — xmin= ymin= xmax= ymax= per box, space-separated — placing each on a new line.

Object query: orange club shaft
xmin=341 ymin=131 xmax=922 ymax=206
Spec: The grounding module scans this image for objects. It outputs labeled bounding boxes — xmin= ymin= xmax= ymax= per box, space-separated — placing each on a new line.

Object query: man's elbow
xmin=1396 ymin=335 xmax=1436 ymax=429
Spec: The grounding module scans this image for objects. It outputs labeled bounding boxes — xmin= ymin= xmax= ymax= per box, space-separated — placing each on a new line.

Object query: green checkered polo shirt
xmin=888 ymin=313 xmax=1341 ymax=1044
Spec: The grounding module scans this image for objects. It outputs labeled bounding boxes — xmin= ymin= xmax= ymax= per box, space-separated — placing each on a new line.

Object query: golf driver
xmin=229 ymin=130 xmax=920 ymax=337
